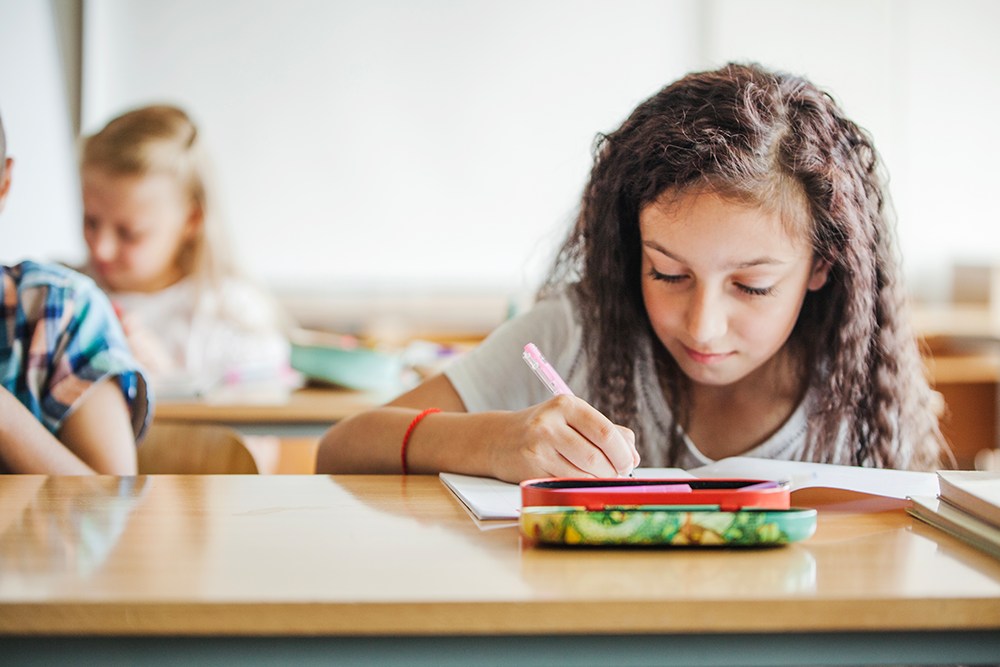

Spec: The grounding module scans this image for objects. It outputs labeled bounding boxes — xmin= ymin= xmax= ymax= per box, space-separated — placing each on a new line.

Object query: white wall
xmin=81 ymin=0 xmax=701 ymax=299
xmin=704 ymin=0 xmax=1000 ymax=302
xmin=0 ymin=0 xmax=82 ymax=265
xmin=4 ymin=0 xmax=999 ymax=310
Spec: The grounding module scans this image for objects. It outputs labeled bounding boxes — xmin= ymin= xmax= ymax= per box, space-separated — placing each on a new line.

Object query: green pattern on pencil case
xmin=520 ymin=507 xmax=816 ymax=546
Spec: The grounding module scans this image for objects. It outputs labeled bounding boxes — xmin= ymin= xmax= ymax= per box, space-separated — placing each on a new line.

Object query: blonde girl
xmin=80 ymin=105 xmax=289 ymax=386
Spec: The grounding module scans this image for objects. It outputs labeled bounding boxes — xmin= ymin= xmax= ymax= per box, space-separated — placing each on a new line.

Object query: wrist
xmin=400 ymin=408 xmax=441 ymax=474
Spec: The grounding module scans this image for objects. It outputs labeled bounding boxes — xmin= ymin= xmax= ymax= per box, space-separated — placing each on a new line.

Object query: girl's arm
xmin=315 ymin=374 xmax=637 ymax=483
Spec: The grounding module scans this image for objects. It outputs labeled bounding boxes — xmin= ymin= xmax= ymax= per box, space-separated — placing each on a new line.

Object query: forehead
xmin=652 ymin=178 xmax=811 ymax=229
xmin=82 ymin=169 xmax=187 ymax=210
xmin=639 ymin=188 xmax=814 ymax=260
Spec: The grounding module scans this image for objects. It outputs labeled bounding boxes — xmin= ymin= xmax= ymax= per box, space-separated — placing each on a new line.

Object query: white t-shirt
xmin=108 ymin=276 xmax=289 ymax=383
xmin=444 ymin=291 xmax=814 ymax=469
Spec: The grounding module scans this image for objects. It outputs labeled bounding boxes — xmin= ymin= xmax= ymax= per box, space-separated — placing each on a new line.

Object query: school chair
xmin=137 ymin=422 xmax=259 ymax=474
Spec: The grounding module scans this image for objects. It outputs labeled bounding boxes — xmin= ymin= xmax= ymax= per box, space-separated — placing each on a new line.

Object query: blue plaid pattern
xmin=1 ymin=261 xmax=151 ymax=439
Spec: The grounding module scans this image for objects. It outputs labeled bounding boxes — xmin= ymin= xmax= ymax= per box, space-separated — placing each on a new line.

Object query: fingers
xmin=565 ymin=409 xmax=637 ymax=477
xmin=617 ymin=425 xmax=641 ymax=469
xmin=526 ymin=396 xmax=638 ymax=478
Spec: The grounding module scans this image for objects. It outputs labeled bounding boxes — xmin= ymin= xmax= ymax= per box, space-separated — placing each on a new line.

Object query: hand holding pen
xmin=522 ymin=343 xmax=638 ymax=477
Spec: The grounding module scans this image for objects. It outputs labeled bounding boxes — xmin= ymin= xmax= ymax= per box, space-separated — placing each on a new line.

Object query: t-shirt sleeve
xmin=25 ymin=267 xmax=152 ymax=440
xmin=443 ymin=293 xmax=583 ymax=413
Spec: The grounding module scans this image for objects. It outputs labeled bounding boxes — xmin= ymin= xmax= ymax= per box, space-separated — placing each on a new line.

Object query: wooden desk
xmin=154 ymin=385 xmax=385 ymax=437
xmin=153 ymin=386 xmax=386 ymax=474
xmin=914 ymin=304 xmax=1000 ymax=468
xmin=913 ymin=303 xmax=1000 ymax=344
xmin=0 ymin=475 xmax=997 ymax=665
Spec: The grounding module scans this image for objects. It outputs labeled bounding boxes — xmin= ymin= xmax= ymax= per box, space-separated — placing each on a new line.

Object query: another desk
xmin=154 ymin=385 xmax=386 ymax=437
xmin=153 ymin=386 xmax=385 ymax=474
xmin=0 ymin=475 xmax=997 ymax=665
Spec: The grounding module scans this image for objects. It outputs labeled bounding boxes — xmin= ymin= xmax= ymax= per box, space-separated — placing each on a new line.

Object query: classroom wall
xmin=3 ymin=1 xmax=999 ymax=324
xmin=0 ymin=0 xmax=82 ymax=265
xmin=705 ymin=0 xmax=1000 ymax=303
xmin=80 ymin=0 xmax=701 ymax=301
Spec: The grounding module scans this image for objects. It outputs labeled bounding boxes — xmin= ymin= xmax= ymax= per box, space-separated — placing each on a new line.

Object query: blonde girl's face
xmin=639 ymin=189 xmax=830 ymax=389
xmin=82 ymin=168 xmax=199 ymax=293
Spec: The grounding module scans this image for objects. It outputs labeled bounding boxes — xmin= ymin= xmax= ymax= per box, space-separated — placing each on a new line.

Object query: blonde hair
xmin=81 ymin=105 xmax=235 ymax=287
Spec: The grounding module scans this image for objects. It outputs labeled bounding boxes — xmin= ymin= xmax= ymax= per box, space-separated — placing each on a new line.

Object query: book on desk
xmin=908 ymin=470 xmax=1000 ymax=560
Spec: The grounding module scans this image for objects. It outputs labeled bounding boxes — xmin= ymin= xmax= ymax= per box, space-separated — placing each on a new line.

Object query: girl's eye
xmin=736 ymin=283 xmax=775 ymax=297
xmin=648 ymin=269 xmax=686 ymax=284
xmin=117 ymin=229 xmax=141 ymax=244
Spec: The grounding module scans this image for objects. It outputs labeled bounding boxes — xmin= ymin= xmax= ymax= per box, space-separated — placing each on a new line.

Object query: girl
xmin=315 ymin=62 xmax=947 ymax=482
xmin=79 ymin=105 xmax=290 ymax=390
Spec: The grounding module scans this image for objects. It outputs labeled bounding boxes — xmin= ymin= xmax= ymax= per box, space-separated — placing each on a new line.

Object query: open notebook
xmin=440 ymin=456 xmax=939 ymax=521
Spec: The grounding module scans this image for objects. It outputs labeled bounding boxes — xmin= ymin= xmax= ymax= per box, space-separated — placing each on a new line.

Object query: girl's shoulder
xmin=507 ymin=290 xmax=581 ymax=350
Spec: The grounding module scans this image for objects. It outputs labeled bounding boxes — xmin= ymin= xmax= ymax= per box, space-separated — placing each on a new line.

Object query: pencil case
xmin=518 ymin=477 xmax=816 ymax=547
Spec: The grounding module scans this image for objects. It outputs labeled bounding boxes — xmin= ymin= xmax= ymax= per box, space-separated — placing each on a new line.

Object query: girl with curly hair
xmin=317 ymin=62 xmax=947 ymax=482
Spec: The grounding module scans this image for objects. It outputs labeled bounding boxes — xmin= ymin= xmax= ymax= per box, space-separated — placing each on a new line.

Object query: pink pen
xmin=522 ymin=342 xmax=635 ymax=477
xmin=522 ymin=343 xmax=574 ymax=396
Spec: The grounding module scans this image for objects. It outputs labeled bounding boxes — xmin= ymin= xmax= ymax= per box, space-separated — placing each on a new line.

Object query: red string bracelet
xmin=400 ymin=408 xmax=441 ymax=475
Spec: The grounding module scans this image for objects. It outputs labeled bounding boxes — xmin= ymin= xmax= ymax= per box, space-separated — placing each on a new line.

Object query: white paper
xmin=439 ymin=468 xmax=690 ymax=521
xmin=688 ymin=457 xmax=939 ymax=499
xmin=439 ymin=473 xmax=523 ymax=520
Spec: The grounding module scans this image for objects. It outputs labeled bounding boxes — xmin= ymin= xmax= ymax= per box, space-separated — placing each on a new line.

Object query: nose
xmin=685 ymin=285 xmax=727 ymax=344
xmin=87 ymin=226 xmax=117 ymax=263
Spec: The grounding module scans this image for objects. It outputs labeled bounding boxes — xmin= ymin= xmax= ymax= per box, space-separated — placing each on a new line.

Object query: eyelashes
xmin=646 ymin=269 xmax=775 ymax=297
xmin=736 ymin=284 xmax=775 ymax=297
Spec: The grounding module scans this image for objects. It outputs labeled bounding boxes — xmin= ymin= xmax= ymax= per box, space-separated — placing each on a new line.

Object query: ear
xmin=807 ymin=257 xmax=832 ymax=291
xmin=183 ymin=201 xmax=204 ymax=241
xmin=0 ymin=158 xmax=13 ymax=214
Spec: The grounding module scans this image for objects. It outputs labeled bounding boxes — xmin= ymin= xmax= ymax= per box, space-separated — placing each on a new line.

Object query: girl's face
xmin=639 ymin=189 xmax=829 ymax=389
xmin=82 ymin=168 xmax=199 ymax=293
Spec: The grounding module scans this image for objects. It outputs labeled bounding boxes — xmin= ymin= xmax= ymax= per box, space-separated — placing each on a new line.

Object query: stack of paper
xmin=908 ymin=470 xmax=1000 ymax=560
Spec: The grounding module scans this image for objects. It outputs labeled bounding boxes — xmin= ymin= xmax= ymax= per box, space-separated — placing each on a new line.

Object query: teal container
xmin=290 ymin=333 xmax=403 ymax=392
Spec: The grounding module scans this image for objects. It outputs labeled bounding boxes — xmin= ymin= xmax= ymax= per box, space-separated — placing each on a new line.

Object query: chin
xmin=670 ymin=355 xmax=746 ymax=387
xmin=682 ymin=368 xmax=739 ymax=387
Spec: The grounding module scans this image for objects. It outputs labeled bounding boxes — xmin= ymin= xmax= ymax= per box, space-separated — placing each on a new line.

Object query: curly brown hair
xmin=542 ymin=62 xmax=946 ymax=470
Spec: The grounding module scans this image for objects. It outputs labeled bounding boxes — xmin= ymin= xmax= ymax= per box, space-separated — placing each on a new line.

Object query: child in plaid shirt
xmin=0 ymin=110 xmax=151 ymax=474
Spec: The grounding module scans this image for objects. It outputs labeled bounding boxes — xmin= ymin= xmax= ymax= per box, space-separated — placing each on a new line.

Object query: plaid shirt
xmin=1 ymin=261 xmax=151 ymax=439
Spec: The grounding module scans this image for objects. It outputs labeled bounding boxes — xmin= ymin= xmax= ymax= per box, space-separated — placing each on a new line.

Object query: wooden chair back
xmin=138 ymin=422 xmax=259 ymax=474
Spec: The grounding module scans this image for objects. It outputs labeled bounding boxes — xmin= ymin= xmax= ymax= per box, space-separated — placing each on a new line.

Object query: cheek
xmin=116 ymin=241 xmax=158 ymax=271
xmin=736 ymin=297 xmax=804 ymax=348
xmin=641 ymin=284 xmax=681 ymax=333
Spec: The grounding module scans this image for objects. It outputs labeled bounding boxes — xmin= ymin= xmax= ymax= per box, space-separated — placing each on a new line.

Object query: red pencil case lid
xmin=520 ymin=477 xmax=790 ymax=512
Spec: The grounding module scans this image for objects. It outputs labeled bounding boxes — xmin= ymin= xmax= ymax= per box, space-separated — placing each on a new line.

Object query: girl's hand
xmin=489 ymin=394 xmax=639 ymax=482
xmin=117 ymin=311 xmax=176 ymax=374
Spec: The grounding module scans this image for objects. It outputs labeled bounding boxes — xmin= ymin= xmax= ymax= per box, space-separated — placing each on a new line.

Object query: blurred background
xmin=1 ymin=0 xmax=999 ymax=335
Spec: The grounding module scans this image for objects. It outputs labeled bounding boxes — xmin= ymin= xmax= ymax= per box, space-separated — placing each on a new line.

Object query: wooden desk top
xmin=912 ymin=303 xmax=1000 ymax=342
xmin=0 ymin=475 xmax=997 ymax=636
xmin=924 ymin=352 xmax=1000 ymax=385
xmin=154 ymin=386 xmax=386 ymax=424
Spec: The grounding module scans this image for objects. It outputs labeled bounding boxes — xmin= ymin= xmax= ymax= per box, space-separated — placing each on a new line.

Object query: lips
xmin=682 ymin=345 xmax=734 ymax=364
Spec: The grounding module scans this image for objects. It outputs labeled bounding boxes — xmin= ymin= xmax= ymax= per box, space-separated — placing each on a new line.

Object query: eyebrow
xmin=642 ymin=241 xmax=789 ymax=269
